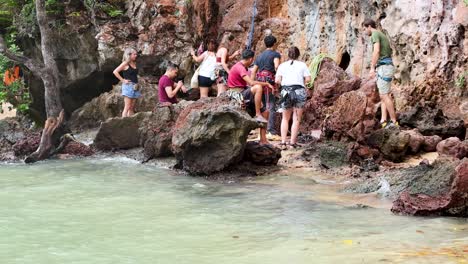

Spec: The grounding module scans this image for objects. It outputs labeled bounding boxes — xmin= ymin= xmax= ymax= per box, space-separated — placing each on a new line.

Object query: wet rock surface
xmin=172 ymin=97 xmax=260 ymax=175
xmin=243 ymin=141 xmax=282 ymax=166
xmin=392 ymin=158 xmax=468 ymax=217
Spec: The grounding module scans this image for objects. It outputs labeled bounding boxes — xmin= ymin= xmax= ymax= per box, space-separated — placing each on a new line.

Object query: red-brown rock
xmin=422 ymin=135 xmax=443 ymax=152
xmin=243 ymin=141 xmax=281 ymax=166
xmin=392 ymin=159 xmax=468 ymax=217
xmin=61 ymin=141 xmax=94 ymax=157
xmin=436 ymin=137 xmax=467 ymax=159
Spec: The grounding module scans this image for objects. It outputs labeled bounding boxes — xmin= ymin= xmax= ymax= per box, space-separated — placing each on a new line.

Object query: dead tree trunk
xmin=0 ymin=0 xmax=67 ymax=163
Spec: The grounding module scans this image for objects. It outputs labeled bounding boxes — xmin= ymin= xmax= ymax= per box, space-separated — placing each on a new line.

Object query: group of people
xmin=113 ymin=18 xmax=398 ymax=148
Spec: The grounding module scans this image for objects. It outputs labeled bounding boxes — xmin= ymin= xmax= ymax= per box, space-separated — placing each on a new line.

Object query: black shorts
xmin=198 ymin=75 xmax=215 ymax=87
xmin=241 ymin=87 xmax=266 ymax=117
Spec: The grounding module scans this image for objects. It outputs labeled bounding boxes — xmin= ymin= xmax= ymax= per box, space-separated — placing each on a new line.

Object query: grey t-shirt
xmin=254 ymin=50 xmax=281 ymax=73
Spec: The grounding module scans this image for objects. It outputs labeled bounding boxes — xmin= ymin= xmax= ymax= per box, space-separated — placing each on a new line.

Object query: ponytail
xmin=287 ymin=46 xmax=300 ymax=65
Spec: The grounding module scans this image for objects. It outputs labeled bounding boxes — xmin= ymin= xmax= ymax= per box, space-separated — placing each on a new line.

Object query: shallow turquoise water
xmin=0 ymin=158 xmax=467 ymax=263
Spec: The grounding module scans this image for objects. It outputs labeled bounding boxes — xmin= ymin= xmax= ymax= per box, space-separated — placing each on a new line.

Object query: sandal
xmin=278 ymin=142 xmax=288 ymax=150
xmin=288 ymin=143 xmax=302 ymax=149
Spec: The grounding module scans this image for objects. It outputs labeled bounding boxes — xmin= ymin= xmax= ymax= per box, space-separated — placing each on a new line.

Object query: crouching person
xmin=158 ymin=62 xmax=188 ymax=106
xmin=227 ymin=49 xmax=274 ymax=144
xmin=276 ymin=46 xmax=311 ymax=149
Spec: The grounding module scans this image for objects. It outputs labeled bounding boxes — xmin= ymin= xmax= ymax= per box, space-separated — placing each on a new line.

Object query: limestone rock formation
xmin=172 ymin=97 xmax=260 ymax=175
xmin=70 ymin=77 xmax=159 ymax=130
xmin=93 ymin=112 xmax=150 ymax=151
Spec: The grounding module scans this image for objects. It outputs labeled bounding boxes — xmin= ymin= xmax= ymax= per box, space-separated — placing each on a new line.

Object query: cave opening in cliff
xmin=338 ymin=51 xmax=350 ymax=71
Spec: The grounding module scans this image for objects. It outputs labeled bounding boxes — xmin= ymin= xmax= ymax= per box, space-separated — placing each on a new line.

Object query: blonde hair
xmin=219 ymin=33 xmax=233 ymax=48
xmin=122 ymin=47 xmax=137 ymax=62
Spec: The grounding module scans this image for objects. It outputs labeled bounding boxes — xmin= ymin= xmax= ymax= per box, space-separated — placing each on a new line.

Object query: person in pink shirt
xmin=227 ymin=49 xmax=274 ymax=144
xmin=158 ymin=62 xmax=187 ymax=105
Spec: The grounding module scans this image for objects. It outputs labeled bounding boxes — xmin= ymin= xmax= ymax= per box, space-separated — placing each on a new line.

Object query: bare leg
xmin=290 ymin=108 xmax=304 ymax=144
xmin=380 ymin=93 xmax=397 ymax=122
xmin=259 ymin=111 xmax=269 ymax=144
xmin=217 ymin=83 xmax=227 ymax=96
xmin=128 ymin=98 xmax=136 ymax=116
xmin=200 ymin=87 xmax=209 ymax=98
xmin=281 ymin=109 xmax=293 ymax=144
xmin=380 ymin=100 xmax=387 ymax=123
xmin=251 ymin=84 xmax=264 ymax=117
xmin=122 ymin=97 xmax=131 ymax=117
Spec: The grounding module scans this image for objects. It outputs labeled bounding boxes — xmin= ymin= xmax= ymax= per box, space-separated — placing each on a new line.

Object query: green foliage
xmin=455 ymin=71 xmax=467 ymax=90
xmin=0 ymin=79 xmax=31 ymax=115
xmin=464 ymin=0 xmax=468 ymax=7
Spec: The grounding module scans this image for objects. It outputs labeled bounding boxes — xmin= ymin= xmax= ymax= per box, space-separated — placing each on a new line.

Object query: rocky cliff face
xmin=22 ymin=0 xmax=467 ymax=124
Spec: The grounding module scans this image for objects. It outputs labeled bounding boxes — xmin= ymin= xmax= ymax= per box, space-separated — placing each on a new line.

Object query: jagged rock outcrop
xmin=321 ymin=79 xmax=380 ymax=141
xmin=399 ymin=104 xmax=465 ymax=138
xmin=392 ymin=158 xmax=468 ymax=217
xmin=172 ymin=97 xmax=260 ymax=175
xmin=301 ymin=59 xmax=362 ymax=132
xmin=69 ymin=77 xmax=159 ymax=130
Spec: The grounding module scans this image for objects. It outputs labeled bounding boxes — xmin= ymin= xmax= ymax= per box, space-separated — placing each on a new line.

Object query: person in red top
xmin=228 ymin=49 xmax=274 ymax=144
xmin=158 ymin=62 xmax=187 ymax=105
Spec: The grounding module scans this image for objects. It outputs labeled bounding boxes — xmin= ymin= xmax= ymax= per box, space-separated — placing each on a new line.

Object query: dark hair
xmin=264 ymin=35 xmax=277 ymax=48
xmin=288 ymin=46 xmax=300 ymax=64
xmin=242 ymin=49 xmax=255 ymax=59
xmin=207 ymin=39 xmax=217 ymax=52
xmin=166 ymin=62 xmax=179 ymax=70
xmin=362 ymin=19 xmax=377 ymax=29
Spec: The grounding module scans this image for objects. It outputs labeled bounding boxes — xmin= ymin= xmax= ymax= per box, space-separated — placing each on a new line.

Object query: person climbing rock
xmin=215 ymin=33 xmax=241 ymax=96
xmin=113 ymin=48 xmax=140 ymax=118
xmin=275 ymin=46 xmax=311 ymax=149
xmin=158 ymin=62 xmax=187 ymax=106
xmin=227 ymin=49 xmax=274 ymax=145
xmin=363 ymin=18 xmax=398 ymax=128
xmin=190 ymin=39 xmax=217 ymax=98
xmin=250 ymin=35 xmax=282 ymax=141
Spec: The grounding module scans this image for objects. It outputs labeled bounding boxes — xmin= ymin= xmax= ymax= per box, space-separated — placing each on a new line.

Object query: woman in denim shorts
xmin=113 ymin=48 xmax=141 ymax=117
xmin=275 ymin=46 xmax=311 ymax=148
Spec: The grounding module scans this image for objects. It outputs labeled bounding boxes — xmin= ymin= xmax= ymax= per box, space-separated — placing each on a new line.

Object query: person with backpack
xmin=250 ymin=35 xmax=281 ymax=141
xmin=276 ymin=47 xmax=311 ymax=149
xmin=363 ymin=18 xmax=398 ymax=128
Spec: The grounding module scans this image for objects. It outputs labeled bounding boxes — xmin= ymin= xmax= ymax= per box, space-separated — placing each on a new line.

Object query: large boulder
xmin=367 ymin=127 xmax=410 ymax=162
xmin=69 ymin=77 xmax=159 ymax=130
xmin=399 ymin=104 xmax=465 ymax=138
xmin=322 ymin=79 xmax=380 ymax=141
xmin=139 ymin=102 xmax=193 ymax=160
xmin=93 ymin=112 xmax=151 ymax=151
xmin=301 ymin=59 xmax=361 ymax=132
xmin=392 ymin=158 xmax=468 ymax=217
xmin=172 ymin=97 xmax=260 ymax=175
